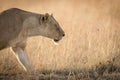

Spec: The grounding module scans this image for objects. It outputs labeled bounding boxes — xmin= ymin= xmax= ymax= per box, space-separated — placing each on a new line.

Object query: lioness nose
xmin=63 ymin=33 xmax=65 ymax=36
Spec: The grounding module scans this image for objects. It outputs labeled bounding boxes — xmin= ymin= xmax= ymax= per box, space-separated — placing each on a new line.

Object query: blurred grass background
xmin=0 ymin=0 xmax=120 ymax=75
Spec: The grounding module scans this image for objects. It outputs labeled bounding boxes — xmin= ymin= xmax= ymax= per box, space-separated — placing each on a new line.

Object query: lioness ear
xmin=45 ymin=13 xmax=49 ymax=19
xmin=51 ymin=13 xmax=53 ymax=16
xmin=39 ymin=13 xmax=49 ymax=24
xmin=43 ymin=13 xmax=49 ymax=22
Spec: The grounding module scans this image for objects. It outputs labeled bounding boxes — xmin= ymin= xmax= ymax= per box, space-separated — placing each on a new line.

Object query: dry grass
xmin=0 ymin=0 xmax=120 ymax=80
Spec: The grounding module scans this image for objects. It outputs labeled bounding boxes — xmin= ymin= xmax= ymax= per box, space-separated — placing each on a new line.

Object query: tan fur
xmin=0 ymin=8 xmax=65 ymax=75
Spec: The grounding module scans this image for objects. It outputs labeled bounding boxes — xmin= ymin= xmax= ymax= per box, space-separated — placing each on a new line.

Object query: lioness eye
xmin=54 ymin=24 xmax=58 ymax=27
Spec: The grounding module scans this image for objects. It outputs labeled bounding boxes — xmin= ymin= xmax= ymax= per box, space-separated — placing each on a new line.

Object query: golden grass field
xmin=0 ymin=0 xmax=120 ymax=80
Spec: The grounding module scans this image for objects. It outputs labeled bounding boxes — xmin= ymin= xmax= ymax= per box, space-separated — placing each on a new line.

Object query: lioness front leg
xmin=11 ymin=46 xmax=36 ymax=74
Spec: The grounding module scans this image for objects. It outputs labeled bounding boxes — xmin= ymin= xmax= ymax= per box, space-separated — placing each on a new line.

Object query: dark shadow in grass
xmin=1 ymin=60 xmax=120 ymax=80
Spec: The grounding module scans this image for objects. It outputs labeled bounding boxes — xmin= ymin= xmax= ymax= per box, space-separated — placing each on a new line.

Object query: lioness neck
xmin=23 ymin=15 xmax=45 ymax=37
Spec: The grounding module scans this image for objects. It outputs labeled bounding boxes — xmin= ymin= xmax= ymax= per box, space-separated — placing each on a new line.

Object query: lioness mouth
xmin=54 ymin=39 xmax=60 ymax=45
xmin=54 ymin=39 xmax=59 ymax=42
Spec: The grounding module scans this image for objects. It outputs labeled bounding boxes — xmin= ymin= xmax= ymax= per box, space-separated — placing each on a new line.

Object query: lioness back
xmin=0 ymin=8 xmax=36 ymax=50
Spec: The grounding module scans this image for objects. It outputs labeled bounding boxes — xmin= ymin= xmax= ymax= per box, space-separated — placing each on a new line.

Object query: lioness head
xmin=39 ymin=13 xmax=65 ymax=44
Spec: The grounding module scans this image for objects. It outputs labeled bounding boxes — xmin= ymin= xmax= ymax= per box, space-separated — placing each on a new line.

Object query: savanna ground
xmin=0 ymin=0 xmax=120 ymax=80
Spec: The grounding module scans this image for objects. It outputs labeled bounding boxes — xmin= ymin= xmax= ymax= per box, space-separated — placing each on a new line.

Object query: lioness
xmin=0 ymin=8 xmax=65 ymax=75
